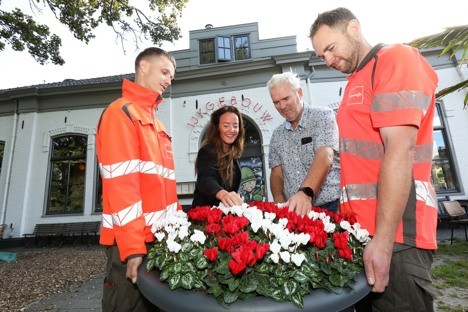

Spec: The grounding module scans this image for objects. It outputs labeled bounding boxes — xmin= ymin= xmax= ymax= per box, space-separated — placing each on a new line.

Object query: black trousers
xmin=102 ymin=246 xmax=159 ymax=312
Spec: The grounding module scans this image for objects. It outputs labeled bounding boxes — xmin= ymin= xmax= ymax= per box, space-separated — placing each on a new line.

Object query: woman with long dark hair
xmin=191 ymin=106 xmax=245 ymax=208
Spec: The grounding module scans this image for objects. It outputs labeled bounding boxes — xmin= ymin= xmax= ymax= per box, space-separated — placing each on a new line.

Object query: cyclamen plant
xmin=146 ymin=202 xmax=370 ymax=309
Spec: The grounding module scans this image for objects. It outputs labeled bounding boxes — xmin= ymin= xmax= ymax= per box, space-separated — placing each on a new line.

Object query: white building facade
xmin=0 ymin=22 xmax=467 ymax=239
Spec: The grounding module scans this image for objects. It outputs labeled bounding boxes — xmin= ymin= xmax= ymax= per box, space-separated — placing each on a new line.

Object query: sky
xmin=0 ymin=0 xmax=467 ymax=90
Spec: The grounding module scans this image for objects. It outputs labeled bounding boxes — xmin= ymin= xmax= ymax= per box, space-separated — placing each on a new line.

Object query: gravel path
xmin=0 ymin=245 xmax=106 ymax=311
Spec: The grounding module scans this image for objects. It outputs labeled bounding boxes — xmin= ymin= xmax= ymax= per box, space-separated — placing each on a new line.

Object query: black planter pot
xmin=137 ymin=263 xmax=371 ymax=312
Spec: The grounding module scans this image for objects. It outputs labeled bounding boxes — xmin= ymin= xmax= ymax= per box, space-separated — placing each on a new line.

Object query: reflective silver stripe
xmin=340 ymin=138 xmax=384 ymax=160
xmin=414 ymin=180 xmax=437 ymax=208
xmin=113 ymin=200 xmax=143 ymax=227
xmin=144 ymin=202 xmax=178 ymax=226
xmin=102 ymin=213 xmax=113 ymax=229
xmin=340 ymin=180 xmax=437 ymax=209
xmin=101 ymin=201 xmax=178 ymax=229
xmin=340 ymin=138 xmax=432 ymax=164
xmin=372 ymin=91 xmax=431 ymax=114
xmin=340 ymin=183 xmax=377 ymax=204
xmin=99 ymin=159 xmax=175 ymax=180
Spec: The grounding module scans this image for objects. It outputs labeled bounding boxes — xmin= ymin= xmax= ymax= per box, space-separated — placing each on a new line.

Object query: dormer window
xmin=199 ymin=34 xmax=251 ymax=64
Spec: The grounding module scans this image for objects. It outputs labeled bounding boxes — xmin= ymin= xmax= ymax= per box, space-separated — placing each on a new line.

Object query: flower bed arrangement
xmin=146 ymin=202 xmax=370 ymax=309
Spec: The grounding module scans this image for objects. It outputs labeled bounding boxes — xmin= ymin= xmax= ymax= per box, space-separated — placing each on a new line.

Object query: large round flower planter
xmin=137 ymin=263 xmax=371 ymax=312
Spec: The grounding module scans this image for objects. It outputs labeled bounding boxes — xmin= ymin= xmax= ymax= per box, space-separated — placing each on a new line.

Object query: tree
xmin=409 ymin=25 xmax=468 ymax=108
xmin=0 ymin=0 xmax=189 ymax=65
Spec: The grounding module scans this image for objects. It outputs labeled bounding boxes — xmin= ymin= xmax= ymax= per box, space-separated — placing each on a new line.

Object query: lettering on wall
xmin=187 ymin=95 xmax=273 ymax=129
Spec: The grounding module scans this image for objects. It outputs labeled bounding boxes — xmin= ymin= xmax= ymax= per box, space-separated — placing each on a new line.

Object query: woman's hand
xmin=216 ymin=190 xmax=243 ymax=207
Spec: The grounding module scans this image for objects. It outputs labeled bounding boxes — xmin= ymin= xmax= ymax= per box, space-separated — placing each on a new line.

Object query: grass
xmin=432 ymin=237 xmax=468 ymax=312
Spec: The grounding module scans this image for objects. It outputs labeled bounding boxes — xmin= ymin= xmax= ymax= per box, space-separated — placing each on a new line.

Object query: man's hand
xmin=287 ymin=191 xmax=312 ymax=216
xmin=363 ymin=236 xmax=393 ymax=292
xmin=126 ymin=256 xmax=143 ymax=284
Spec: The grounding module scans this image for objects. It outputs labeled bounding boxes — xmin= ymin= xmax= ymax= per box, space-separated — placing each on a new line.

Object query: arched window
xmin=46 ymin=135 xmax=87 ymax=214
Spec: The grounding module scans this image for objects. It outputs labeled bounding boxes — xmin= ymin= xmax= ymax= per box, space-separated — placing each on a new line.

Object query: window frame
xmin=233 ymin=34 xmax=251 ymax=60
xmin=432 ymin=102 xmax=462 ymax=195
xmin=199 ymin=34 xmax=251 ymax=65
xmin=45 ymin=134 xmax=88 ymax=215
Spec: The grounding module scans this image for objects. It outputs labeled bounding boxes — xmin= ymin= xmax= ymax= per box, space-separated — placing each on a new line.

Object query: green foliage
xmin=409 ymin=25 xmax=468 ymax=108
xmin=146 ymin=205 xmax=367 ymax=309
xmin=0 ymin=0 xmax=188 ymax=65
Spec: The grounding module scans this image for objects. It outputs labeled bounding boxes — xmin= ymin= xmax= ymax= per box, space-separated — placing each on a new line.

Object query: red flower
xmin=228 ymin=259 xmax=246 ymax=275
xmin=205 ymin=223 xmax=221 ymax=235
xmin=255 ymin=243 xmax=269 ymax=260
xmin=338 ymin=247 xmax=353 ymax=260
xmin=333 ymin=232 xmax=349 ymax=250
xmin=204 ymin=247 xmax=218 ymax=262
xmin=207 ymin=208 xmax=223 ymax=224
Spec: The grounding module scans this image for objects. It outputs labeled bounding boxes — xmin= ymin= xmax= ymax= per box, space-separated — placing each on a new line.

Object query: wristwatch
xmin=298 ymin=186 xmax=314 ymax=199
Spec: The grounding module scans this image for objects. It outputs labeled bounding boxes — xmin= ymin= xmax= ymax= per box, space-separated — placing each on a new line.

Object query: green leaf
xmin=215 ymin=295 xmax=230 ymax=309
xmin=290 ymin=291 xmax=304 ymax=309
xmin=173 ymin=262 xmax=182 ymax=274
xmin=239 ymin=273 xmax=257 ymax=293
xmin=189 ymin=247 xmax=201 ymax=259
xmin=168 ymin=273 xmax=181 ymax=290
xmin=181 ymin=241 xmax=193 ymax=253
xmin=227 ymin=277 xmax=240 ymax=292
xmin=146 ymin=259 xmax=155 ymax=271
xmin=212 ymin=283 xmax=223 ymax=297
xmin=283 ymin=280 xmax=298 ymax=296
xmin=181 ymin=262 xmax=196 ymax=273
xmin=214 ymin=261 xmax=229 ymax=275
xmin=255 ymin=262 xmax=270 ymax=273
xmin=223 ymin=291 xmax=239 ymax=304
xmin=195 ymin=257 xmax=208 ymax=269
xmin=180 ymin=273 xmax=195 ymax=289
xmin=238 ymin=291 xmax=256 ymax=301
xmin=160 ymin=268 xmax=170 ymax=282
xmin=179 ymin=252 xmax=189 ymax=262
xmin=292 ymin=271 xmax=309 ymax=283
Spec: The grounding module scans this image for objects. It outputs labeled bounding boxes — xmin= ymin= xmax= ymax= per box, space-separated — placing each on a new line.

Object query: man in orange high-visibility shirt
xmin=97 ymin=47 xmax=181 ymax=311
xmin=311 ymin=7 xmax=441 ymax=312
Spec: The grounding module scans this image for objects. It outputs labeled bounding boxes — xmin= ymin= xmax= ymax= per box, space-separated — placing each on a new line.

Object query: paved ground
xmin=20 ymin=227 xmax=467 ymax=312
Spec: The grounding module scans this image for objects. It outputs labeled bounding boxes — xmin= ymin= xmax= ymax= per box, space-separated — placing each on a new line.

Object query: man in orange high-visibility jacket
xmin=97 ymin=47 xmax=181 ymax=311
xmin=311 ymin=7 xmax=441 ymax=312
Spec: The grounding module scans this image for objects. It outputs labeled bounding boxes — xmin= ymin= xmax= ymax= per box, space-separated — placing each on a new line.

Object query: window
xmin=217 ymin=36 xmax=232 ymax=61
xmin=199 ymin=34 xmax=251 ymax=64
xmin=0 ymin=140 xmax=4 ymax=175
xmin=431 ymin=104 xmax=459 ymax=193
xmin=200 ymin=39 xmax=215 ymax=64
xmin=234 ymin=35 xmax=250 ymax=60
xmin=47 ymin=135 xmax=87 ymax=214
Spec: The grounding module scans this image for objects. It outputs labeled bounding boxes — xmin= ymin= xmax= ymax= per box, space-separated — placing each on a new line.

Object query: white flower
xmin=291 ymin=253 xmax=306 ymax=266
xmin=155 ymin=232 xmax=165 ymax=242
xmin=323 ymin=218 xmax=336 ymax=233
xmin=264 ymin=212 xmax=276 ymax=221
xmin=270 ymin=252 xmax=280 ymax=264
xmin=340 ymin=220 xmax=352 ymax=231
xmin=167 ymin=239 xmax=181 ymax=253
xmin=269 ymin=240 xmax=281 ymax=254
xmin=178 ymin=225 xmax=190 ymax=240
xmin=280 ymin=251 xmax=291 ymax=263
xmin=190 ymin=229 xmax=206 ymax=244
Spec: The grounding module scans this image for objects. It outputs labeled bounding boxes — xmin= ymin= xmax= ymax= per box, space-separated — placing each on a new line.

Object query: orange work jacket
xmin=97 ymin=79 xmax=180 ymax=261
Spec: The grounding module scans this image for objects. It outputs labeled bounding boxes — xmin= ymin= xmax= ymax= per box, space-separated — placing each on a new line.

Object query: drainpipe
xmin=305 ymin=66 xmax=316 ymax=105
xmin=1 ymin=98 xmax=19 ymax=226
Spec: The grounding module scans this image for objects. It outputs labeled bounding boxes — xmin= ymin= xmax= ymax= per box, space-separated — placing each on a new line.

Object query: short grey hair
xmin=267 ymin=71 xmax=301 ymax=93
